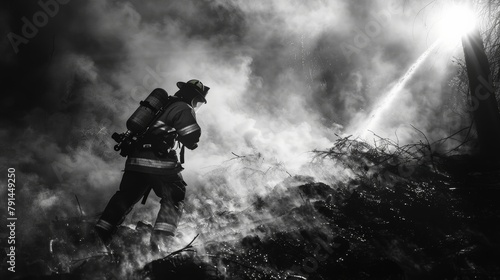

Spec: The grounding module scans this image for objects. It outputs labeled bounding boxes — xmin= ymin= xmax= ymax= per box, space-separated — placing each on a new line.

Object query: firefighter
xmin=95 ymin=79 xmax=209 ymax=254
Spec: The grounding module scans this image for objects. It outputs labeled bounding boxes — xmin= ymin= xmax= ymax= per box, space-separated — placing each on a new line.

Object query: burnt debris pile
xmin=6 ymin=136 xmax=500 ymax=279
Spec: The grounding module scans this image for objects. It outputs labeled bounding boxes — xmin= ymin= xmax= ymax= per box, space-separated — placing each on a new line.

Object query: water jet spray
xmin=351 ymin=3 xmax=478 ymax=143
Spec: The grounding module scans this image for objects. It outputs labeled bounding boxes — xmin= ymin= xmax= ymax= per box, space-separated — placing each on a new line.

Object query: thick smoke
xmin=0 ymin=0 xmax=472 ymax=261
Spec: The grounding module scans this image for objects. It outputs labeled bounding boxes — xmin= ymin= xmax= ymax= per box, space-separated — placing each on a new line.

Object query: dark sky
xmin=0 ymin=0 xmax=478 ymax=245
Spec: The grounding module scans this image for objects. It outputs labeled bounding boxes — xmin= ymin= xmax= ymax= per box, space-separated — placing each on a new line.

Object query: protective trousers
xmin=96 ymin=170 xmax=186 ymax=247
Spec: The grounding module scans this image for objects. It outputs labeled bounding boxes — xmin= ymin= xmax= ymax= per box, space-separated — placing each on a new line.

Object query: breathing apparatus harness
xmin=111 ymin=89 xmax=189 ymax=163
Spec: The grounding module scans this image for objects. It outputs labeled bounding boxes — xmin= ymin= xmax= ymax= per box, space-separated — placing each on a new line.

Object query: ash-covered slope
xmin=3 ymin=137 xmax=500 ymax=280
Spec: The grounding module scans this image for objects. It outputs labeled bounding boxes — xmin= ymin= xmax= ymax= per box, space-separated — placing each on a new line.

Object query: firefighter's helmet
xmin=176 ymin=79 xmax=209 ymax=110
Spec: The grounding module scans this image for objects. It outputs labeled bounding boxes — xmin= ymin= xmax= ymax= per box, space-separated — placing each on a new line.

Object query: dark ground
xmin=2 ymin=140 xmax=500 ymax=280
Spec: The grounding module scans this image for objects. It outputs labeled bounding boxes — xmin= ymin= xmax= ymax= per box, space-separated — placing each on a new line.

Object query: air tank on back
xmin=112 ymin=88 xmax=170 ymax=155
xmin=126 ymin=88 xmax=170 ymax=134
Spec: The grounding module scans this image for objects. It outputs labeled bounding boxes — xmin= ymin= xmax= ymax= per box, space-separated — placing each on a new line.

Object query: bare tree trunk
xmin=462 ymin=27 xmax=500 ymax=159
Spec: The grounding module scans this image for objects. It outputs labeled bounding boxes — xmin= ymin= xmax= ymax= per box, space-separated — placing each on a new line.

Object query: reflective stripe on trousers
xmin=96 ymin=219 xmax=114 ymax=232
xmin=154 ymin=222 xmax=177 ymax=235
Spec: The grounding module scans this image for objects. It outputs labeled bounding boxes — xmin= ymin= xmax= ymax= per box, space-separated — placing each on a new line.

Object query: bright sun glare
xmin=440 ymin=4 xmax=477 ymax=39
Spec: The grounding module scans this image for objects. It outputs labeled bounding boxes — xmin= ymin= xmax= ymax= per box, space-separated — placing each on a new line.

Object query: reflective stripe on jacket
xmin=124 ymin=98 xmax=201 ymax=174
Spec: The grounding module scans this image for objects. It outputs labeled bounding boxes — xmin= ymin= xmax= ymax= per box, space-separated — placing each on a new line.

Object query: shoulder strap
xmin=141 ymin=96 xmax=184 ymax=135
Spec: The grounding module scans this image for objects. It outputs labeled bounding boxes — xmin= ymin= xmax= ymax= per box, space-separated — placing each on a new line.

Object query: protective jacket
xmin=124 ymin=97 xmax=201 ymax=174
